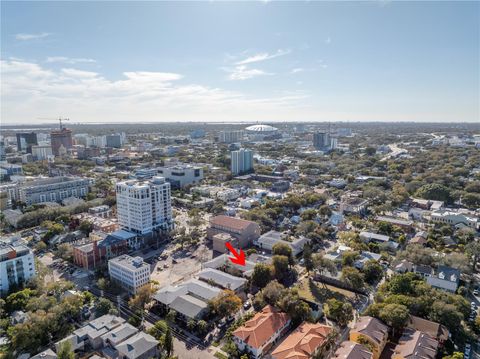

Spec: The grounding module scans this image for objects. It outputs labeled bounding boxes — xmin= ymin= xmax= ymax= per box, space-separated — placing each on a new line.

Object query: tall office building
xmin=116 ymin=177 xmax=173 ymax=235
xmin=0 ymin=240 xmax=36 ymax=295
xmin=313 ymin=132 xmax=330 ymax=150
xmin=16 ymin=132 xmax=38 ymax=153
xmin=231 ymin=148 xmax=254 ymax=176
xmin=51 ymin=128 xmax=73 ymax=156
xmin=106 ymin=134 xmax=123 ymax=148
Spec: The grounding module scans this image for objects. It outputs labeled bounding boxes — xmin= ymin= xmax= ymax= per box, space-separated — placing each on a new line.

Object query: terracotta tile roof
xmin=272 ymin=322 xmax=333 ymax=359
xmin=406 ymin=316 xmax=449 ymax=342
xmin=233 ymin=305 xmax=290 ymax=349
xmin=333 ymin=341 xmax=373 ymax=359
xmin=393 ymin=329 xmax=438 ymax=359
xmin=351 ymin=316 xmax=389 ymax=345
xmin=210 ymin=215 xmax=257 ymax=231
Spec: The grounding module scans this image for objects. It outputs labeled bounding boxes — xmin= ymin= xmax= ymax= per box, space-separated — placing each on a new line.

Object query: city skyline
xmin=1 ymin=1 xmax=479 ymax=124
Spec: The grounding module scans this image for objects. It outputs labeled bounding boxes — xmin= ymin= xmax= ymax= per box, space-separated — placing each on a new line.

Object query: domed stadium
xmin=245 ymin=124 xmax=279 ymax=133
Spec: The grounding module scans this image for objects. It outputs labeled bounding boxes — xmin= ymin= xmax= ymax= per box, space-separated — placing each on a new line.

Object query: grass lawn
xmin=296 ymin=277 xmax=357 ymax=303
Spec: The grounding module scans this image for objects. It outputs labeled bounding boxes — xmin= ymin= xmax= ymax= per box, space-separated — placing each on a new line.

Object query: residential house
xmin=271 ymin=322 xmax=333 ymax=359
xmin=406 ymin=316 xmax=449 ymax=346
xmin=207 ymin=215 xmax=261 ymax=248
xmin=232 ymin=305 xmax=291 ymax=358
xmin=333 ymin=341 xmax=373 ymax=359
xmin=350 ymin=316 xmax=389 ymax=359
xmin=426 ymin=266 xmax=460 ymax=293
xmin=392 ymin=329 xmax=438 ymax=359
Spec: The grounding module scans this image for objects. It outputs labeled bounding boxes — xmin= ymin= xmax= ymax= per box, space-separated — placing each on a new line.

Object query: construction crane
xmin=37 ymin=117 xmax=70 ymax=130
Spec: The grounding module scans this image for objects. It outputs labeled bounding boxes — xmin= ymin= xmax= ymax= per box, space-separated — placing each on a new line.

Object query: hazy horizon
xmin=1 ymin=1 xmax=479 ymax=124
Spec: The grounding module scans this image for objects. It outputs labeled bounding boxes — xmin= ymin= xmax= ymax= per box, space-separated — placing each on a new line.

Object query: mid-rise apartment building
xmin=108 ymin=255 xmax=150 ymax=294
xmin=157 ymin=164 xmax=203 ymax=188
xmin=14 ymin=176 xmax=90 ymax=205
xmin=116 ymin=177 xmax=173 ymax=235
xmin=219 ymin=130 xmax=244 ymax=143
xmin=231 ymin=148 xmax=253 ymax=176
xmin=0 ymin=241 xmax=36 ymax=295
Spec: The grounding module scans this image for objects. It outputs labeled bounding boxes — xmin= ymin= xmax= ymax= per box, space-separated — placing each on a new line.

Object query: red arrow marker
xmin=225 ymin=242 xmax=246 ymax=266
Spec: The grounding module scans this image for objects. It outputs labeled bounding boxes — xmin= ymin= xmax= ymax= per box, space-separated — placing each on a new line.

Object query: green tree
xmin=210 ymin=290 xmax=242 ymax=318
xmin=272 ymin=255 xmax=290 ymax=280
xmin=415 ymin=183 xmax=453 ymax=204
xmin=251 ymin=263 xmax=273 ymax=289
xmin=341 ymin=267 xmax=365 ymax=290
xmin=324 ymin=298 xmax=353 ymax=326
xmin=303 ymin=243 xmax=314 ymax=274
xmin=363 ymin=260 xmax=384 ymax=284
xmin=164 ymin=327 xmax=173 ymax=357
xmin=442 ymin=352 xmax=464 ymax=359
xmin=272 ymin=243 xmax=295 ymax=265
xmin=95 ymin=298 xmax=115 ymax=316
xmin=378 ymin=304 xmax=410 ymax=336
xmin=342 ymin=251 xmax=359 ymax=267
xmin=57 ymin=340 xmax=75 ymax=359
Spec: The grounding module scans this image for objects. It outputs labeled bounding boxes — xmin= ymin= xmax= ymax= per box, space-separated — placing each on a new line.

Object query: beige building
xmin=212 ymin=232 xmax=239 ymax=253
xmin=207 ymin=215 xmax=261 ymax=248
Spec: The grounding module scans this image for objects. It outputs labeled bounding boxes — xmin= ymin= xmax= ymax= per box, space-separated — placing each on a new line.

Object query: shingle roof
xmin=233 ymin=305 xmax=290 ymax=349
xmin=115 ymin=332 xmax=158 ymax=359
xmin=210 ymin=215 xmax=257 ymax=231
xmin=333 ymin=341 xmax=373 ymax=359
xmin=406 ymin=316 xmax=449 ymax=342
xmin=393 ymin=329 xmax=438 ymax=359
xmin=271 ymin=322 xmax=333 ymax=359
xmin=351 ymin=316 xmax=389 ymax=345
xmin=197 ymin=268 xmax=247 ymax=291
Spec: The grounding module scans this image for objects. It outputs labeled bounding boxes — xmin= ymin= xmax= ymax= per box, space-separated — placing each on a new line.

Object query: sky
xmin=1 ymin=1 xmax=479 ymax=124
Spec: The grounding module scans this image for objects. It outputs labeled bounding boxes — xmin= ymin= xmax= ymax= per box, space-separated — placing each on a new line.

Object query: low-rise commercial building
xmin=157 ymin=164 xmax=203 ymax=188
xmin=108 ymin=255 xmax=150 ymax=294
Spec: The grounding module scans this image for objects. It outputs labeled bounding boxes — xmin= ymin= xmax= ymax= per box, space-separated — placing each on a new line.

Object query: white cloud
xmin=235 ymin=49 xmax=291 ymax=65
xmin=15 ymin=32 xmax=50 ymax=41
xmin=46 ymin=56 xmax=96 ymax=64
xmin=226 ymin=65 xmax=271 ymax=81
xmin=291 ymin=68 xmax=304 ymax=74
xmin=1 ymin=59 xmax=307 ymax=123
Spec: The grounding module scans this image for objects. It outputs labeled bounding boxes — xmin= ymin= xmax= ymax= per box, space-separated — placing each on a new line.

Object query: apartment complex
xmin=219 ymin=130 xmax=244 ymax=143
xmin=0 ymin=241 xmax=36 ymax=295
xmin=108 ymin=255 xmax=150 ymax=294
xmin=116 ymin=177 xmax=173 ymax=235
xmin=13 ymin=176 xmax=90 ymax=205
xmin=31 ymin=145 xmax=53 ymax=160
xmin=232 ymin=305 xmax=291 ymax=358
xmin=231 ymin=148 xmax=254 ymax=175
xmin=157 ymin=164 xmax=204 ymax=188
xmin=350 ymin=316 xmax=389 ymax=359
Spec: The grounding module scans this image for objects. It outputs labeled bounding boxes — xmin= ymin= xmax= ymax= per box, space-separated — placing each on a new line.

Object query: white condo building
xmin=219 ymin=130 xmax=244 ymax=143
xmin=116 ymin=177 xmax=173 ymax=235
xmin=231 ymin=148 xmax=254 ymax=176
xmin=0 ymin=241 xmax=36 ymax=295
xmin=108 ymin=255 xmax=150 ymax=294
xmin=157 ymin=164 xmax=203 ymax=188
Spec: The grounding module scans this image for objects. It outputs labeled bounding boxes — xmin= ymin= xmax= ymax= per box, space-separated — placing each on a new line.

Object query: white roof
xmin=245 ymin=124 xmax=278 ymax=132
